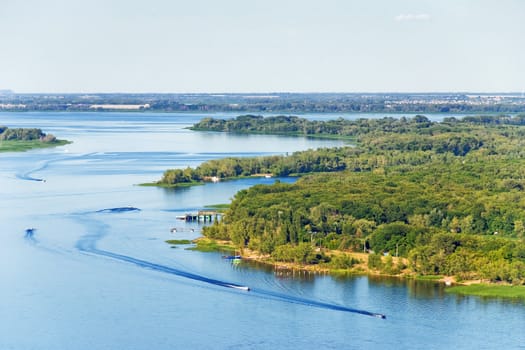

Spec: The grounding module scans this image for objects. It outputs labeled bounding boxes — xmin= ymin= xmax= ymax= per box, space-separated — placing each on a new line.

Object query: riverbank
xmin=445 ymin=284 xmax=525 ymax=299
xmin=188 ymin=237 xmax=525 ymax=299
xmin=138 ymin=181 xmax=203 ymax=188
xmin=0 ymin=139 xmax=70 ymax=152
xmin=191 ymin=237 xmax=405 ymax=275
xmin=189 ymin=126 xmax=357 ymax=142
xmin=141 ymin=173 xmax=298 ymax=188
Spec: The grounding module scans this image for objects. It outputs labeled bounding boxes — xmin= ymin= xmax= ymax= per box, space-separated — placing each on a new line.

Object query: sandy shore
xmin=196 ymin=238 xmax=507 ymax=286
xmin=195 ymin=237 xmax=409 ymax=276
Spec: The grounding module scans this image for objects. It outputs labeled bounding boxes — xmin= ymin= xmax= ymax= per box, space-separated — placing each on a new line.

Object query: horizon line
xmin=2 ymin=90 xmax=523 ymax=95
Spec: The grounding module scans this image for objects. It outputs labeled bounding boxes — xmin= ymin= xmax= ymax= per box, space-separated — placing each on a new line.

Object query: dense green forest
xmin=204 ymin=162 xmax=525 ymax=282
xmin=191 ymin=113 xmax=525 ymax=137
xmin=0 ymin=126 xmax=57 ymax=141
xmin=168 ymin=114 xmax=525 ymax=284
xmin=158 ymin=115 xmax=496 ymax=186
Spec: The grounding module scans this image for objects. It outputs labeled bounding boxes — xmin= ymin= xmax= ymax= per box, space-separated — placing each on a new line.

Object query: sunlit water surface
xmin=1 ymin=112 xmax=524 ymax=350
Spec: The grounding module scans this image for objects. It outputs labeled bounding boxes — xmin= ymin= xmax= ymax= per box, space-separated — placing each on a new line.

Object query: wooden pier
xmin=178 ymin=210 xmax=222 ymax=222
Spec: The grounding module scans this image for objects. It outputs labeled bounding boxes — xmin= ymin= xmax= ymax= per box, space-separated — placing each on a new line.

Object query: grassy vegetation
xmin=204 ymin=203 xmax=230 ymax=211
xmin=187 ymin=238 xmax=236 ymax=253
xmin=0 ymin=139 xmax=70 ymax=152
xmin=165 ymin=239 xmax=192 ymax=245
xmin=446 ymin=284 xmax=525 ymax=299
xmin=414 ymin=275 xmax=444 ymax=281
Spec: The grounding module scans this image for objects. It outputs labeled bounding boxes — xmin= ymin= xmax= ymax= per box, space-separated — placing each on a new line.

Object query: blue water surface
xmin=1 ymin=112 xmax=524 ymax=350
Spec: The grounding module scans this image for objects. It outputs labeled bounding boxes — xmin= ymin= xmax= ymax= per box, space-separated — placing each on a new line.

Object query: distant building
xmin=0 ymin=103 xmax=26 ymax=109
xmin=89 ymin=104 xmax=150 ymax=110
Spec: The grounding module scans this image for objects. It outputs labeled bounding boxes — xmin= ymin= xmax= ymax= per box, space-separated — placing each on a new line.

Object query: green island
xmin=0 ymin=126 xmax=70 ymax=152
xmin=161 ymin=114 xmax=525 ymax=299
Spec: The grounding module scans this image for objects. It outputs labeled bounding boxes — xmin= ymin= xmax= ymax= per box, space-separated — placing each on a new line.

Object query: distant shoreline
xmin=2 ymin=92 xmax=525 ymax=114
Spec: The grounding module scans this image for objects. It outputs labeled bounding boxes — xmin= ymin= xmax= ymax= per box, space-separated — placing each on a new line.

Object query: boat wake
xmin=79 ymin=244 xmax=252 ymax=292
xmin=15 ymin=152 xmax=98 ymax=182
xmin=249 ymin=288 xmax=385 ymax=318
xmin=71 ymin=210 xmax=385 ymax=319
xmin=95 ymin=207 xmax=141 ymax=213
xmin=16 ymin=170 xmax=46 ymax=182
xmin=15 ymin=155 xmax=64 ymax=182
xmin=74 ymin=212 xmax=250 ymax=292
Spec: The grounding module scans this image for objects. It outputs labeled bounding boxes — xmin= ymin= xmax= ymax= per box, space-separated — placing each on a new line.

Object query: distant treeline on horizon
xmin=1 ymin=92 xmax=525 ymax=113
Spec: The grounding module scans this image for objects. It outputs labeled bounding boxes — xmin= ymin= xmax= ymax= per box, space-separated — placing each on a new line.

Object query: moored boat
xmin=222 ymin=255 xmax=242 ymax=260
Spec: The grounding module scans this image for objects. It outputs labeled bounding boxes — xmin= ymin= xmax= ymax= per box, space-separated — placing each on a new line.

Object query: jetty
xmin=177 ymin=210 xmax=222 ymax=222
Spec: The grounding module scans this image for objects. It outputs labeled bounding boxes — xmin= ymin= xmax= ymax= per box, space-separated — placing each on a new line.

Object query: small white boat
xmin=227 ymin=284 xmax=250 ymax=291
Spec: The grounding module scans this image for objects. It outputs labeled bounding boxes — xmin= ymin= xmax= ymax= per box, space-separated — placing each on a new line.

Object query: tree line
xmin=173 ymin=114 xmax=525 ymax=283
xmin=0 ymin=126 xmax=57 ymax=142
xmin=4 ymin=93 xmax=525 ymax=113
xmin=159 ymin=115 xmax=488 ymax=186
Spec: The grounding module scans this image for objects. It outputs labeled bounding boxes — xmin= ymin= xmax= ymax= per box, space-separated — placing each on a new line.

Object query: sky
xmin=0 ymin=0 xmax=524 ymax=93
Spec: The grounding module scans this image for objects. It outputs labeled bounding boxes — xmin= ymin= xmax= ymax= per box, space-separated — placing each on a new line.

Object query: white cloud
xmin=395 ymin=13 xmax=431 ymax=22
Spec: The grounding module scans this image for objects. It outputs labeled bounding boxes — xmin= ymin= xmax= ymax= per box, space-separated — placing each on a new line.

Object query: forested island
xmin=0 ymin=126 xmax=70 ymax=152
xmin=191 ymin=113 xmax=525 ymax=136
xmin=162 ymin=115 xmax=525 ymax=295
xmin=157 ymin=114 xmax=491 ymax=186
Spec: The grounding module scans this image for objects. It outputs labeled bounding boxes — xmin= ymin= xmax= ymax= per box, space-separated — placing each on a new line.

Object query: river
xmin=1 ymin=112 xmax=524 ymax=349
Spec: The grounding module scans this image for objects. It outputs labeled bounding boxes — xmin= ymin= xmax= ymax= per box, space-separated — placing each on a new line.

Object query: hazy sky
xmin=1 ymin=0 xmax=524 ymax=93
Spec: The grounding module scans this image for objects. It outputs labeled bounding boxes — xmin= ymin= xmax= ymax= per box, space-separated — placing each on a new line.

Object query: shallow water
xmin=1 ymin=112 xmax=524 ymax=349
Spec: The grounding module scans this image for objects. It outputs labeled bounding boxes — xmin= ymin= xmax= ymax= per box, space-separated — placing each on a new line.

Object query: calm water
xmin=1 ymin=112 xmax=524 ymax=350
